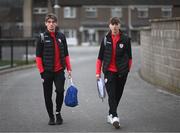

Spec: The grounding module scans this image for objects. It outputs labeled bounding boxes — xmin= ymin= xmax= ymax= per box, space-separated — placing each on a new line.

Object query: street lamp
xmin=53 ymin=0 xmax=60 ymax=26
xmin=79 ymin=26 xmax=84 ymax=45
xmin=54 ymin=4 xmax=60 ymax=9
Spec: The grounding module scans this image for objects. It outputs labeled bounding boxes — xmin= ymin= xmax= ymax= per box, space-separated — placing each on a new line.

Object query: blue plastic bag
xmin=64 ymin=78 xmax=78 ymax=107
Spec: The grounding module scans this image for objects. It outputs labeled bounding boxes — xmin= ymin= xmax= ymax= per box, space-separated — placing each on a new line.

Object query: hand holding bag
xmin=64 ymin=78 xmax=78 ymax=107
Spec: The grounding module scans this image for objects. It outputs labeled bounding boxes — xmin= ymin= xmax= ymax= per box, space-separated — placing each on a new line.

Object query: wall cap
xmin=149 ymin=17 xmax=180 ymax=23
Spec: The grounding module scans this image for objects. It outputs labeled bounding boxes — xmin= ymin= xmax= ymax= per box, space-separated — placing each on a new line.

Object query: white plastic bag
xmin=97 ymin=78 xmax=106 ymax=101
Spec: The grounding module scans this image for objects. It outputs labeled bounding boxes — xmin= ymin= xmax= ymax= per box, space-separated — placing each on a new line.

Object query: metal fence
xmin=0 ymin=38 xmax=37 ymax=69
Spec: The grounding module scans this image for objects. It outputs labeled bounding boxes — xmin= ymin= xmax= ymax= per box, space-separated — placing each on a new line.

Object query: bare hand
xmin=96 ymin=74 xmax=100 ymax=79
xmin=68 ymin=71 xmax=72 ymax=79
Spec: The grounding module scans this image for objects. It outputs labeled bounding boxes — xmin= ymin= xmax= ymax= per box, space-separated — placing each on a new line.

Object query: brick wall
xmin=140 ymin=17 xmax=180 ymax=94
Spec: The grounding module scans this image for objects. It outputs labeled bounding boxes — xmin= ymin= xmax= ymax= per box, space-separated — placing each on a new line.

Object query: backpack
xmin=64 ymin=78 xmax=78 ymax=107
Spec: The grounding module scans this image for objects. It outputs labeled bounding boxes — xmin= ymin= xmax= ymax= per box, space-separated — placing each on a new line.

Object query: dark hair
xmin=109 ymin=17 xmax=120 ymax=25
xmin=45 ymin=13 xmax=57 ymax=22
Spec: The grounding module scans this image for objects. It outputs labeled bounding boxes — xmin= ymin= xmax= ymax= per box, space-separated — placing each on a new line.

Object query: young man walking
xmin=96 ymin=17 xmax=132 ymax=129
xmin=36 ymin=13 xmax=72 ymax=125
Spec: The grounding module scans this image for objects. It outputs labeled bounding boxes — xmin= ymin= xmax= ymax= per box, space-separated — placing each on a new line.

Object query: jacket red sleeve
xmin=96 ymin=37 xmax=105 ymax=75
xmin=128 ymin=59 xmax=132 ymax=71
xmin=96 ymin=59 xmax=102 ymax=75
xmin=65 ymin=56 xmax=72 ymax=71
xmin=35 ymin=57 xmax=44 ymax=73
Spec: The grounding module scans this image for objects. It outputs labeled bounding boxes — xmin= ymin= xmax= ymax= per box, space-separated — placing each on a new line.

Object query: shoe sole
xmin=48 ymin=122 xmax=55 ymax=125
xmin=56 ymin=121 xmax=63 ymax=125
xmin=113 ymin=121 xmax=120 ymax=129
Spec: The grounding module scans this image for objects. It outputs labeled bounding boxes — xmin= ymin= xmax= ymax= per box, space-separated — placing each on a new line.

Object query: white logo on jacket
xmin=45 ymin=40 xmax=51 ymax=43
xmin=58 ymin=39 xmax=61 ymax=43
xmin=119 ymin=43 xmax=124 ymax=48
xmin=107 ymin=41 xmax=111 ymax=44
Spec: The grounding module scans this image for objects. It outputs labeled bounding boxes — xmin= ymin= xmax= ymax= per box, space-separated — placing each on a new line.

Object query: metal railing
xmin=0 ymin=38 xmax=37 ymax=69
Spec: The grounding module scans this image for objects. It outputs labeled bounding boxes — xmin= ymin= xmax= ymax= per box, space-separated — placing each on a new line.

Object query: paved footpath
xmin=0 ymin=46 xmax=180 ymax=133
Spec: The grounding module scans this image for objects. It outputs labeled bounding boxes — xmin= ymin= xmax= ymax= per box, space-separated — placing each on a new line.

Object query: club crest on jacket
xmin=119 ymin=43 xmax=124 ymax=48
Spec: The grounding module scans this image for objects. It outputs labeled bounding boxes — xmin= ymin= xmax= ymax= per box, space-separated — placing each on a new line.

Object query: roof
xmin=56 ymin=0 xmax=176 ymax=6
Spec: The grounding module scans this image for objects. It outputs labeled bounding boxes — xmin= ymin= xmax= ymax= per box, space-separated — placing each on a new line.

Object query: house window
xmin=111 ymin=8 xmax=122 ymax=18
xmin=85 ymin=7 xmax=97 ymax=18
xmin=61 ymin=29 xmax=77 ymax=45
xmin=161 ymin=7 xmax=172 ymax=18
xmin=62 ymin=29 xmax=76 ymax=38
xmin=137 ymin=7 xmax=148 ymax=18
xmin=33 ymin=7 xmax=48 ymax=14
xmin=64 ymin=7 xmax=76 ymax=18
xmin=16 ymin=22 xmax=23 ymax=30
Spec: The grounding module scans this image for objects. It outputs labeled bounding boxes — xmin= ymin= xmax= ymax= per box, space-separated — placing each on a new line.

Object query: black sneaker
xmin=56 ymin=113 xmax=63 ymax=125
xmin=48 ymin=117 xmax=55 ymax=125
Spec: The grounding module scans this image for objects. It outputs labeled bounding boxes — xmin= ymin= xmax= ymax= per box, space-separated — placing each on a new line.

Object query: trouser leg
xmin=115 ymin=74 xmax=128 ymax=107
xmin=55 ymin=92 xmax=64 ymax=112
xmin=54 ymin=70 xmax=65 ymax=113
xmin=105 ymin=72 xmax=118 ymax=117
xmin=42 ymin=72 xmax=54 ymax=118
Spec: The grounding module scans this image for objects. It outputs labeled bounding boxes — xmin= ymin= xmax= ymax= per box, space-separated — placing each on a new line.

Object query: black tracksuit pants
xmin=41 ymin=70 xmax=65 ymax=119
xmin=105 ymin=71 xmax=128 ymax=117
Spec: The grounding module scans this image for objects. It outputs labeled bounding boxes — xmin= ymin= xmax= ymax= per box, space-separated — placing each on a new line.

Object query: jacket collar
xmin=45 ymin=29 xmax=58 ymax=36
xmin=106 ymin=30 xmax=122 ymax=41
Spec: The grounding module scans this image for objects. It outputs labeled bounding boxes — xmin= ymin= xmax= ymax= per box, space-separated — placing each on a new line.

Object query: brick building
xmin=0 ymin=0 xmax=180 ymax=45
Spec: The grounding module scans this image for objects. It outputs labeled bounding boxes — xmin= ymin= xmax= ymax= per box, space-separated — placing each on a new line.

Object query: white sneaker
xmin=107 ymin=114 xmax=113 ymax=124
xmin=112 ymin=117 xmax=120 ymax=129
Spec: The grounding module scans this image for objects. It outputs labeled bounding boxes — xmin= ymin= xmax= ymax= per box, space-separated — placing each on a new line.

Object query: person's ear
xmin=109 ymin=24 xmax=111 ymax=29
xmin=45 ymin=22 xmax=47 ymax=26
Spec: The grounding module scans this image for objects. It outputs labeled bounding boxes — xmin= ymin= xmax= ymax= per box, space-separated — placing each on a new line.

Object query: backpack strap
xmin=40 ymin=33 xmax=44 ymax=43
xmin=103 ymin=36 xmax=107 ymax=46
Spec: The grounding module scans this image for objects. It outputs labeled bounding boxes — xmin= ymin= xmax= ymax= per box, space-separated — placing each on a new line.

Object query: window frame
xmin=33 ymin=7 xmax=48 ymax=14
xmin=61 ymin=29 xmax=77 ymax=38
xmin=64 ymin=7 xmax=76 ymax=18
xmin=85 ymin=7 xmax=97 ymax=18
xmin=111 ymin=7 xmax=122 ymax=18
xmin=137 ymin=7 xmax=148 ymax=18
xmin=161 ymin=7 xmax=172 ymax=18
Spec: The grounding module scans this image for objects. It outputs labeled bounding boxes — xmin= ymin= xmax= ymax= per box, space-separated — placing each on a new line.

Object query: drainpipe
xmin=53 ymin=0 xmax=60 ymax=27
xmin=23 ymin=0 xmax=32 ymax=37
xmin=128 ymin=6 xmax=134 ymax=38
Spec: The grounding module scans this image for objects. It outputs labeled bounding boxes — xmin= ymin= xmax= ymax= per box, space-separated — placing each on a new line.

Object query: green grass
xmin=0 ymin=60 xmax=35 ymax=67
xmin=0 ymin=60 xmax=10 ymax=66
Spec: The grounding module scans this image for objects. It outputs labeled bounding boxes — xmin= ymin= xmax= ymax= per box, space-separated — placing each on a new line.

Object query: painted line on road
xmin=157 ymin=89 xmax=180 ymax=99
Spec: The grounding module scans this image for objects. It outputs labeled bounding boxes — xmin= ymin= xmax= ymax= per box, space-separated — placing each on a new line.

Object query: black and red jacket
xmin=96 ymin=31 xmax=132 ymax=76
xmin=36 ymin=30 xmax=71 ymax=73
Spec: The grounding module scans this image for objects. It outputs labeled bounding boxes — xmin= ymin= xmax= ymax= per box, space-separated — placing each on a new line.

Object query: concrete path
xmin=0 ymin=46 xmax=180 ymax=132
